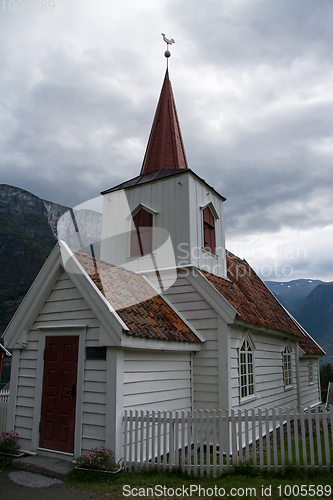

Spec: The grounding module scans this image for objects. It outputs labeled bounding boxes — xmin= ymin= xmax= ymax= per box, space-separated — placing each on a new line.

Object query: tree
xmin=320 ymin=363 xmax=333 ymax=402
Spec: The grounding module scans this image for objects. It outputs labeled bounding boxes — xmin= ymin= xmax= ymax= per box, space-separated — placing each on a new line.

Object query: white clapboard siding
xmin=13 ymin=269 xmax=108 ymax=454
xmin=229 ymin=328 xmax=301 ymax=411
xmin=164 ymin=275 xmax=220 ymax=411
xmin=123 ymin=350 xmax=192 ymax=412
xmin=299 ymin=358 xmax=321 ymax=407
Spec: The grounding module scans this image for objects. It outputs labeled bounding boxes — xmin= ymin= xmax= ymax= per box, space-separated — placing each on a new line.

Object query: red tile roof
xmin=75 ymin=252 xmax=200 ymax=344
xmin=202 ymin=251 xmax=324 ymax=356
xmin=140 ymin=69 xmax=188 ymax=175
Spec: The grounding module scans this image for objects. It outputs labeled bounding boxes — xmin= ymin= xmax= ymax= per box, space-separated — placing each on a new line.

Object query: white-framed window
xmin=308 ymin=360 xmax=314 ymax=385
xmin=239 ymin=339 xmax=254 ymax=399
xmin=283 ymin=344 xmax=292 ymax=388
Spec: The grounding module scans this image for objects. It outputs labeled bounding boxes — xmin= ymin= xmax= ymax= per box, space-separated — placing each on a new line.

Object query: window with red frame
xmin=130 ymin=209 xmax=153 ymax=257
xmin=203 ymin=206 xmax=216 ymax=254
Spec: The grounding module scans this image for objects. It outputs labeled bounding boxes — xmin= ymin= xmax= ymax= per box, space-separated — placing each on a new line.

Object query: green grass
xmin=65 ymin=467 xmax=333 ymax=500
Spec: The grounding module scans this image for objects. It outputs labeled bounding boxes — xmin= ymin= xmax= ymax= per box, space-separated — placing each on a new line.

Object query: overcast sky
xmin=1 ymin=0 xmax=332 ymax=281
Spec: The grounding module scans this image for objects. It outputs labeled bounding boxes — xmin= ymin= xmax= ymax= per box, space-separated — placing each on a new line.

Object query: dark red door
xmin=39 ymin=336 xmax=79 ymax=453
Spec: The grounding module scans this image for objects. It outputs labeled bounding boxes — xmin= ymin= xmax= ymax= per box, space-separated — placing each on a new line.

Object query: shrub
xmin=76 ymin=446 xmax=116 ymax=471
xmin=0 ymin=431 xmax=20 ymax=454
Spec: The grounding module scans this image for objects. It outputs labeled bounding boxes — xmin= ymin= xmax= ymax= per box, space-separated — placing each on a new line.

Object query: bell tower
xmin=100 ymin=42 xmax=227 ymax=280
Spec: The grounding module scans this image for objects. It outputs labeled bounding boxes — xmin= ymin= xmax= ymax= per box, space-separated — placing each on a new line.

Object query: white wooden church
xmin=4 ymin=66 xmax=324 ymax=461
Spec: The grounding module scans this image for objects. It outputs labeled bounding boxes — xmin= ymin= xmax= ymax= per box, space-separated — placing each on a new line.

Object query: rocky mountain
xmin=298 ymin=283 xmax=333 ymax=365
xmin=0 ymin=184 xmax=102 ymax=334
xmin=265 ymin=279 xmax=324 ymax=317
xmin=266 ymin=279 xmax=333 ymax=364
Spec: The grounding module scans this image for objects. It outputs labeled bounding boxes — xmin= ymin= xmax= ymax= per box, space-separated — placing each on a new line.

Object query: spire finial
xmin=161 ymin=33 xmax=175 ymax=68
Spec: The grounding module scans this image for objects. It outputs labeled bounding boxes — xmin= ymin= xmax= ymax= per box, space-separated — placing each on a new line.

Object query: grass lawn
xmin=65 ymin=466 xmax=333 ymax=499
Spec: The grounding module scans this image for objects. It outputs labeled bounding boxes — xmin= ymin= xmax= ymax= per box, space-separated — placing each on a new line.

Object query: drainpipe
xmin=295 ymin=342 xmax=302 ymax=411
xmin=190 ymin=352 xmax=194 ymax=411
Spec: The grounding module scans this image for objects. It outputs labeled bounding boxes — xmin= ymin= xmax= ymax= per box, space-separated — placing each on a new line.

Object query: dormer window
xmin=130 ymin=209 xmax=153 ymax=257
xmin=203 ymin=206 xmax=216 ymax=254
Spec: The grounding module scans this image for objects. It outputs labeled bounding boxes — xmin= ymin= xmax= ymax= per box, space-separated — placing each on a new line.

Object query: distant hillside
xmin=266 ymin=279 xmax=333 ymax=364
xmin=0 ymin=185 xmax=69 ymax=333
xmin=298 ymin=283 xmax=333 ymax=365
xmin=265 ymin=279 xmax=324 ymax=317
xmin=0 ymin=184 xmax=102 ymax=335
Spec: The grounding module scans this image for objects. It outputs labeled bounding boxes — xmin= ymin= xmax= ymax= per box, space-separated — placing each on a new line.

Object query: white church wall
xmin=299 ymin=357 xmax=321 ymax=408
xmin=123 ymin=349 xmax=192 ymax=412
xmin=11 ymin=270 xmax=109 ymax=456
xmin=229 ymin=326 xmax=301 ymax=411
xmin=162 ymin=273 xmax=221 ymax=411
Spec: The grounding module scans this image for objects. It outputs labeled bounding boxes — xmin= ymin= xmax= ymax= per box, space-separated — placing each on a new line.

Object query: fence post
xmin=174 ymin=411 xmax=179 ymax=470
xmin=300 ymin=406 xmax=307 ymax=469
xmin=199 ymin=410 xmax=204 ymax=477
xmin=272 ymin=408 xmax=278 ymax=472
xmin=193 ymin=410 xmax=198 ymax=478
xmin=251 ymin=408 xmax=256 ymax=469
xmin=265 ymin=408 xmax=271 ymax=471
xmin=237 ymin=409 xmax=242 ymax=465
xmin=279 ymin=407 xmax=285 ymax=471
xmin=322 ymin=407 xmax=330 ymax=471
xmin=168 ymin=410 xmax=173 ymax=471
xmin=315 ymin=406 xmax=322 ymax=470
xmin=128 ymin=410 xmax=133 ymax=471
xmin=212 ymin=410 xmax=217 ymax=477
xmin=163 ymin=411 xmax=167 ymax=471
xmin=293 ymin=407 xmax=300 ymax=468
xmin=218 ymin=409 xmax=224 ymax=475
xmin=258 ymin=408 xmax=264 ymax=470
xmin=244 ymin=409 xmax=249 ymax=465
xmin=181 ymin=411 xmax=185 ymax=473
xmin=145 ymin=410 xmax=150 ymax=470
xmin=123 ymin=410 xmax=128 ymax=469
xmin=187 ymin=409 xmax=192 ymax=476
xmin=286 ymin=407 xmax=292 ymax=466
xmin=307 ymin=407 xmax=315 ymax=469
xmin=151 ymin=410 xmax=156 ymax=468
xmin=231 ymin=409 xmax=237 ymax=469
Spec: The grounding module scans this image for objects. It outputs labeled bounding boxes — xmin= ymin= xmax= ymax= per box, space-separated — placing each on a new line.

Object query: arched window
xmin=130 ymin=209 xmax=153 ymax=257
xmin=203 ymin=206 xmax=216 ymax=254
xmin=283 ymin=345 xmax=292 ymax=387
xmin=239 ymin=339 xmax=254 ymax=398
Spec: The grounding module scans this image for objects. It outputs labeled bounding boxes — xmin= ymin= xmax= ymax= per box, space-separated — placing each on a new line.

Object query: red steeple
xmin=140 ymin=69 xmax=188 ymax=175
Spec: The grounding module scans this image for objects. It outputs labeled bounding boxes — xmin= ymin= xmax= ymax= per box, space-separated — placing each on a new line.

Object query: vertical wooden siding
xmin=163 ymin=274 xmax=220 ymax=411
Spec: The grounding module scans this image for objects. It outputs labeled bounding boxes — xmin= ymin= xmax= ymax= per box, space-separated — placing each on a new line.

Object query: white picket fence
xmin=0 ymin=390 xmax=9 ymax=434
xmin=123 ymin=406 xmax=333 ymax=476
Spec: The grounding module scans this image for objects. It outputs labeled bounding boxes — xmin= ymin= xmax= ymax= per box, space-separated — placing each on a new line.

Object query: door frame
xmin=32 ymin=325 xmax=87 ymax=458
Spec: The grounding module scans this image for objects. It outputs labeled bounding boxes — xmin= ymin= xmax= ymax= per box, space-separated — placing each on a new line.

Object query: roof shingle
xmin=74 ymin=252 xmax=200 ymax=344
xmin=202 ymin=251 xmax=324 ymax=356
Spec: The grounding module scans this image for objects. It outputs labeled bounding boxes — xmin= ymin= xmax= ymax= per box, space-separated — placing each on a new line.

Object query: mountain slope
xmin=298 ymin=283 xmax=333 ymax=365
xmin=265 ymin=279 xmax=324 ymax=317
xmin=0 ymin=185 xmax=69 ymax=333
xmin=266 ymin=279 xmax=333 ymax=364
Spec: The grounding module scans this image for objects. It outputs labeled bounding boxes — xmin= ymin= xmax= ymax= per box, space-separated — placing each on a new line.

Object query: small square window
xmin=86 ymin=347 xmax=107 ymax=360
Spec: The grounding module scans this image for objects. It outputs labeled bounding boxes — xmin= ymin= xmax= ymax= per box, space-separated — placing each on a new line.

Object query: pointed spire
xmin=140 ymin=70 xmax=188 ymax=175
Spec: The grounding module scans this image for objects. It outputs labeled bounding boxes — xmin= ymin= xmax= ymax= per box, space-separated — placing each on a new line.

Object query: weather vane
xmin=161 ymin=33 xmax=175 ymax=67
